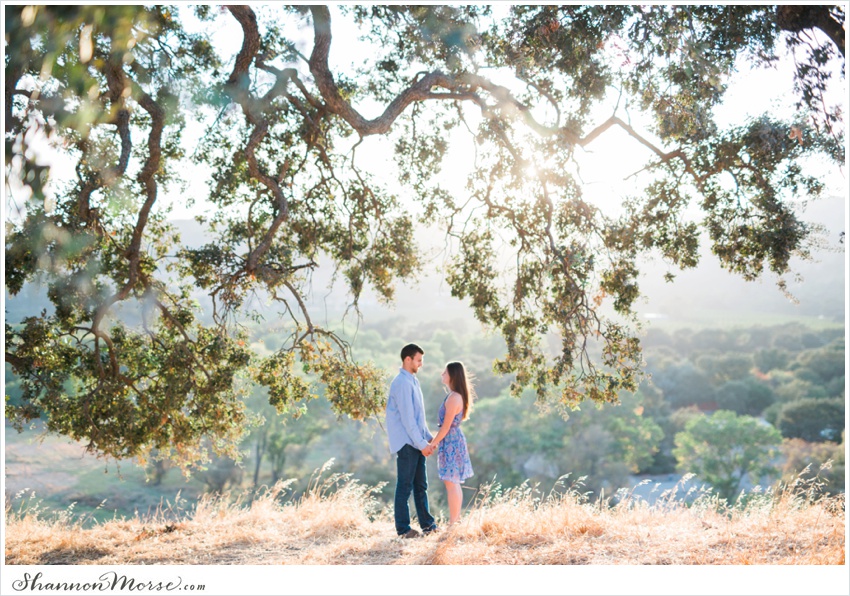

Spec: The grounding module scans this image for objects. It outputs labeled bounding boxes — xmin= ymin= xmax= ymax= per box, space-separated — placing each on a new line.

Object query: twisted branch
xmin=225 ymin=5 xmax=293 ymax=273
xmin=306 ymin=6 xmax=698 ymax=186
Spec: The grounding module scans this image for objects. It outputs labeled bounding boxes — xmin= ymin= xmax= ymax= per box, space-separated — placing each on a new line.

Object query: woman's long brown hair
xmin=446 ymin=361 xmax=475 ymax=420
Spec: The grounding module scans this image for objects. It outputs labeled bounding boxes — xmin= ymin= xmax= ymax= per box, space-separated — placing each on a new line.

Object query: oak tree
xmin=4 ymin=5 xmax=845 ymax=469
xmin=673 ymin=410 xmax=783 ymax=501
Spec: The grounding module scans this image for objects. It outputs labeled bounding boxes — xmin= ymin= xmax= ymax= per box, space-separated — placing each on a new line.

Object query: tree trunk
xmin=252 ymin=429 xmax=268 ymax=487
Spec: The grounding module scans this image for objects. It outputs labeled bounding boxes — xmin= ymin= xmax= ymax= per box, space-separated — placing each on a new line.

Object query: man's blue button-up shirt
xmin=386 ymin=368 xmax=432 ymax=453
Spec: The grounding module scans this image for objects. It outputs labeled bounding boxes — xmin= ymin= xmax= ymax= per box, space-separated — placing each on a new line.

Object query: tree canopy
xmin=4 ymin=5 xmax=845 ymax=469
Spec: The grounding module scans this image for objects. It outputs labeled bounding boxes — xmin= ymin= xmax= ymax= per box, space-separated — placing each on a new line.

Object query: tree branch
xmin=124 ymin=84 xmax=164 ymax=291
xmin=224 ymin=6 xmax=293 ymax=274
xmin=777 ymin=5 xmax=845 ymax=57
xmin=305 ymin=6 xmax=700 ymax=188
xmin=308 ymin=6 xmax=475 ymax=135
xmin=102 ymin=58 xmax=132 ymax=183
xmin=4 ymin=39 xmax=26 ymax=134
xmin=4 ymin=352 xmax=27 ymax=370
xmin=225 ymin=5 xmax=261 ymax=91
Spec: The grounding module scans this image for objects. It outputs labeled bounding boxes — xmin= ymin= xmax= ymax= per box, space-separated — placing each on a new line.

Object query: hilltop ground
xmin=5 ymin=463 xmax=844 ymax=566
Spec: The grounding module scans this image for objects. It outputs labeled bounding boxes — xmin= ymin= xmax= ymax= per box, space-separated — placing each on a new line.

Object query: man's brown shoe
xmin=400 ymin=529 xmax=420 ymax=539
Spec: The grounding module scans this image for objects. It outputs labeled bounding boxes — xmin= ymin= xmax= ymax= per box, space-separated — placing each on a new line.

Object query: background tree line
xmin=10 ymin=318 xmax=841 ymax=506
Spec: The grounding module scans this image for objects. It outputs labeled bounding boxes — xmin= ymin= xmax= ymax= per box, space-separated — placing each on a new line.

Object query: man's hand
xmin=422 ymin=444 xmax=435 ymax=457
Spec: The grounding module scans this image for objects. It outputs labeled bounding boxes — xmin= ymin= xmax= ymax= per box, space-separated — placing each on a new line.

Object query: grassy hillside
xmin=5 ymin=463 xmax=844 ymax=566
xmin=4 ymin=425 xmax=210 ymax=524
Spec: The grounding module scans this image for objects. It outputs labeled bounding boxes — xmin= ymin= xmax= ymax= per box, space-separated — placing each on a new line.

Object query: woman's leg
xmin=443 ymin=480 xmax=463 ymax=524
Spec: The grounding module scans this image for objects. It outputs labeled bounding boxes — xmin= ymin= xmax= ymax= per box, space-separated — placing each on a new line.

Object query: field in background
xmin=4 ymin=427 xmax=209 ymax=525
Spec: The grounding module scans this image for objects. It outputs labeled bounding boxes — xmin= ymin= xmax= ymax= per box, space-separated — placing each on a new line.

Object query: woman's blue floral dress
xmin=437 ymin=394 xmax=474 ymax=484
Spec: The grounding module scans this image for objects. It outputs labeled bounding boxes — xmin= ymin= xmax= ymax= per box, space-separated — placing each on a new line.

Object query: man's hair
xmin=400 ymin=343 xmax=424 ymax=362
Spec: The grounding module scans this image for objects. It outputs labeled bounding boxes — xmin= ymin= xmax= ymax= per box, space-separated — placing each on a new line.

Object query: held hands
xmin=422 ymin=442 xmax=437 ymax=457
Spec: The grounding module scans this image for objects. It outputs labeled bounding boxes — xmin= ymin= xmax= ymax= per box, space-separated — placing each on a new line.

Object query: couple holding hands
xmin=385 ymin=343 xmax=475 ymax=538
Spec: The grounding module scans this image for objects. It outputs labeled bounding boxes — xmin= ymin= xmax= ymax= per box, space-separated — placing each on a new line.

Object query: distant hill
xmin=5 ymin=194 xmax=845 ymax=329
xmin=348 ymin=193 xmax=847 ymax=327
xmin=635 ymin=194 xmax=846 ymax=325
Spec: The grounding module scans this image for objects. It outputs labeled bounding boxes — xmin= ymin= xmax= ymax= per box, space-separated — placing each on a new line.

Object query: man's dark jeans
xmin=394 ymin=443 xmax=436 ymax=535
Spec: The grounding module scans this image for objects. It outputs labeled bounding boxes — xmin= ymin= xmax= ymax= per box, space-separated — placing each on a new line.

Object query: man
xmin=386 ymin=343 xmax=438 ymax=538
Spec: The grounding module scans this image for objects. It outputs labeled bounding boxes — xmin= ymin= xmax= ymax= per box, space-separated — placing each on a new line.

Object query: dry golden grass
xmin=5 ymin=465 xmax=845 ymax=565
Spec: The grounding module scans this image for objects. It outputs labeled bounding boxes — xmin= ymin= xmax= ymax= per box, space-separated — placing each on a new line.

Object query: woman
xmin=427 ymin=361 xmax=474 ymax=526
